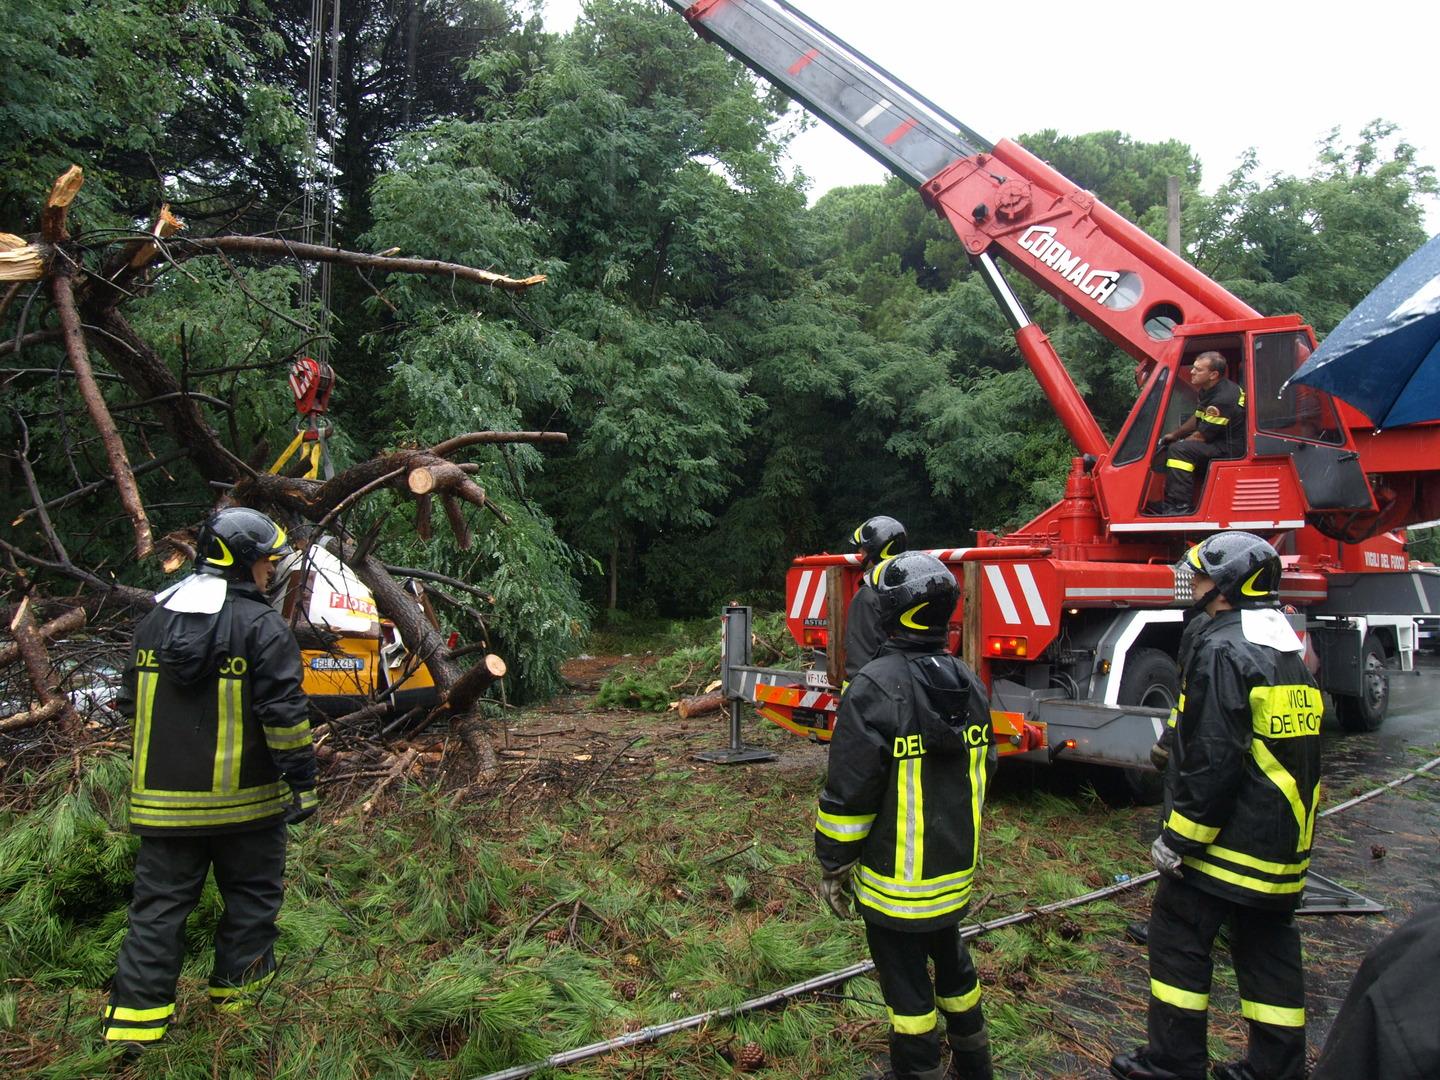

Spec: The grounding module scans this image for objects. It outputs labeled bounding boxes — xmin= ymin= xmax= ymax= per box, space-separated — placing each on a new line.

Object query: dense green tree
xmin=0 ymin=0 xmax=306 ymax=226
xmin=1191 ymin=121 xmax=1436 ymax=332
xmin=5 ymin=0 xmax=1438 ymax=668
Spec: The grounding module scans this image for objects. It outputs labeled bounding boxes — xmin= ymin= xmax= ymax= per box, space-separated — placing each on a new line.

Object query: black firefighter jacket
xmin=843 ymin=573 xmax=886 ymax=685
xmin=816 ymin=639 xmax=996 ymax=931
xmin=1194 ymin=378 xmax=1246 ymax=457
xmin=1161 ymin=608 xmax=1321 ymax=910
xmin=116 ymin=579 xmax=316 ymax=835
xmin=1311 ymin=905 xmax=1440 ymax=1080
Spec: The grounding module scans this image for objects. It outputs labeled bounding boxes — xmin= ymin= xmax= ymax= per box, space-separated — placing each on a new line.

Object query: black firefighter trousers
xmin=1146 ymin=877 xmax=1306 ymax=1080
xmin=1162 ymin=439 xmax=1227 ymax=510
xmin=103 ymin=825 xmax=286 ymax=1045
xmin=865 ymin=920 xmax=990 ymax=1080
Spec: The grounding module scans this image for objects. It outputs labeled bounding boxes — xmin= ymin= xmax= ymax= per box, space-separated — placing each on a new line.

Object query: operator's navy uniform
xmin=817 ymin=640 xmax=996 ymax=1080
xmin=1147 ymin=608 xmax=1320 ymax=1080
xmin=1163 ymin=379 xmax=1246 ymax=510
xmin=103 ymin=580 xmax=315 ymax=1045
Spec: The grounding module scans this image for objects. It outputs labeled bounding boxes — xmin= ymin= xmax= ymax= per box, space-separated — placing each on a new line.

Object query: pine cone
xmin=1003 ymin=971 xmax=1033 ymax=994
xmin=618 ymin=980 xmax=639 ymax=1001
xmin=1057 ymin=918 xmax=1083 ymax=941
xmin=544 ymin=927 xmax=566 ymax=943
xmin=622 ymin=953 xmax=643 ymax=968
xmin=736 ymin=1042 xmax=765 ymax=1071
xmin=763 ymin=899 xmax=785 ymax=916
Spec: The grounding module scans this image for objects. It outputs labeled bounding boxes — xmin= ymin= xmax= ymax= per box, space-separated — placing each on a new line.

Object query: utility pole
xmin=1166 ymin=175 xmax=1182 ymax=256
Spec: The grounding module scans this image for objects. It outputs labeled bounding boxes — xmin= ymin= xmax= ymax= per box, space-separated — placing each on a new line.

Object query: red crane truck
xmin=669 ymin=0 xmax=1440 ymax=796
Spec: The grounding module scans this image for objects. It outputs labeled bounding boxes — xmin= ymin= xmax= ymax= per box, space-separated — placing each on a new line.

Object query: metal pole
xmin=1166 ymin=175 xmax=1182 ymax=255
xmin=695 ymin=605 xmax=776 ymax=764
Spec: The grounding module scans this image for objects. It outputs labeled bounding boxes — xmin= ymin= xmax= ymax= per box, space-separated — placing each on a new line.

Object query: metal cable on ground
xmin=470 ymin=752 xmax=1440 ymax=1080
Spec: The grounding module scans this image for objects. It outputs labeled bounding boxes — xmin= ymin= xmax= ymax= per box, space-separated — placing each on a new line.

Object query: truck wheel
xmin=1335 ymin=634 xmax=1388 ymax=733
xmin=1116 ymin=647 xmax=1179 ymax=805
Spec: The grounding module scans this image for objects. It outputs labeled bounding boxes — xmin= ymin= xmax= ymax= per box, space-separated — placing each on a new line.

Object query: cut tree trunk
xmin=7 ymin=598 xmax=80 ymax=734
xmin=51 ymin=270 xmax=153 ymax=559
xmin=677 ymin=691 xmax=724 ymax=719
xmin=447 ymin=654 xmax=508 ymax=714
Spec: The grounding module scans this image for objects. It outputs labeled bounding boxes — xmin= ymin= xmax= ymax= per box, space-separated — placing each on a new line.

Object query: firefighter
xmin=1310 ymin=904 xmax=1440 ymax=1079
xmin=1152 ymin=351 xmax=1246 ymax=514
xmin=1111 ymin=531 xmax=1321 ymax=1080
xmin=816 ymin=551 xmax=996 ymax=1080
xmin=103 ymin=507 xmax=318 ymax=1052
xmin=844 ymin=516 xmax=907 ymax=687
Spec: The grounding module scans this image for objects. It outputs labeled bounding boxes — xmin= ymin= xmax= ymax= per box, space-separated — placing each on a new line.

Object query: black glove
xmin=819 ymin=860 xmax=859 ymax=919
xmin=283 ymin=784 xmax=319 ymax=825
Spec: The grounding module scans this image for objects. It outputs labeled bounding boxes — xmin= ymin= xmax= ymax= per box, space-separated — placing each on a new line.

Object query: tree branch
xmin=177 ymin=236 xmax=547 ymax=292
xmin=50 ymin=270 xmax=153 ymax=559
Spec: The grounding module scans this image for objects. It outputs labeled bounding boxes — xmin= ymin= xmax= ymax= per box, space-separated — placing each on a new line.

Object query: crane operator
xmin=1152 ymin=352 xmax=1246 ymax=515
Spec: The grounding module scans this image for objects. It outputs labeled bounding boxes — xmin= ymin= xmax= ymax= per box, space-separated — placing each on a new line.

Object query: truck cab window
xmin=1253 ymin=332 xmax=1343 ymax=444
xmin=1113 ymin=367 xmax=1169 ymax=466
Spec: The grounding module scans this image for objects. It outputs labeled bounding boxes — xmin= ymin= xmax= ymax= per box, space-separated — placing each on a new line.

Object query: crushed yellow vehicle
xmin=274 ymin=545 xmax=438 ymax=717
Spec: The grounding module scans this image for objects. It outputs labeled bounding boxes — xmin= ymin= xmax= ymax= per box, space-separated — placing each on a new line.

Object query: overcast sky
xmin=535 ymin=0 xmax=1439 ymax=229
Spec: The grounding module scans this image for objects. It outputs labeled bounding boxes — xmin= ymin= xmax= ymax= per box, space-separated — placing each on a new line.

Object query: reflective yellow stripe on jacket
xmin=214 ymin=676 xmax=242 ymax=793
xmin=856 ymin=747 xmax=984 ymax=922
xmin=265 ymin=718 xmax=313 ymax=752
xmin=1183 ymin=683 xmax=1319 ymax=899
xmin=816 ymin=809 xmax=875 ymax=842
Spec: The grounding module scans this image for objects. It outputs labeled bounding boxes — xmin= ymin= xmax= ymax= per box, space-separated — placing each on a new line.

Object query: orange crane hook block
xmin=289 ymin=356 xmax=335 ymax=418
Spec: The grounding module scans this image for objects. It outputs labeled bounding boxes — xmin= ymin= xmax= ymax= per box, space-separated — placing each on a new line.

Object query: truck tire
xmin=1116 ymin=647 xmax=1179 ymax=805
xmin=1335 ymin=633 xmax=1388 ymax=733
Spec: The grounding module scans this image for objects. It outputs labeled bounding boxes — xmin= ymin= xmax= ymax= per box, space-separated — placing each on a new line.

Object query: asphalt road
xmin=1321 ymin=652 xmax=1440 ymax=781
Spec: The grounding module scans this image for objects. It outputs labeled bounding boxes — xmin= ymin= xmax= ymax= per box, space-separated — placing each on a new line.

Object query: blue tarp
xmin=1288 ymin=233 xmax=1440 ymax=429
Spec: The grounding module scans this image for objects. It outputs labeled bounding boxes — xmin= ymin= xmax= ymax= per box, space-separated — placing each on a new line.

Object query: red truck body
xmin=669 ymin=0 xmax=1440 ymax=784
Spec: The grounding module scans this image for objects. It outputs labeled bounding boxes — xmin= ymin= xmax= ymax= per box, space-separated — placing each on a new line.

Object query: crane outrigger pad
xmin=1295 ymin=871 xmax=1385 ymax=917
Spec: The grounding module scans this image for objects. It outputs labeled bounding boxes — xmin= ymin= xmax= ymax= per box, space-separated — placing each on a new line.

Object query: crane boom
xmin=663 ymin=0 xmax=989 ymax=186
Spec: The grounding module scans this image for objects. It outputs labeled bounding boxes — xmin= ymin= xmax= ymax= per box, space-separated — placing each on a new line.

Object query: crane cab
xmin=1098 ymin=316 xmax=1376 ymax=533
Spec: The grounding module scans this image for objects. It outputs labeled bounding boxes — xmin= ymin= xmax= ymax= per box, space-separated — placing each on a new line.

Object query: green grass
xmin=2 ymin=613 xmax=1202 ymax=1080
xmin=1 ymin=742 xmax=1168 ymax=1079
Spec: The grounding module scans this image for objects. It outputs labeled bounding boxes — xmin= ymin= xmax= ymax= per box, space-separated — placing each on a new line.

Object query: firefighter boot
xmin=860 ymin=1067 xmax=946 ymax=1080
xmin=1210 ymin=1063 xmax=1261 ymax=1080
xmin=1110 ymin=1046 xmax=1196 ymax=1080
xmin=946 ymin=1026 xmax=993 ymax=1080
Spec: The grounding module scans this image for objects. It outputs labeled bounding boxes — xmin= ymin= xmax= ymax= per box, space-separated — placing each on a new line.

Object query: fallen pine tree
xmin=1 ymin=165 xmax=565 ymax=785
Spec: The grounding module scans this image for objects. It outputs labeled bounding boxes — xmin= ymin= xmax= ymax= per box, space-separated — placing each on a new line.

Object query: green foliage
xmin=1191 ymin=121 xmax=1436 ymax=332
xmin=0 ymin=0 xmax=307 ymax=226
xmin=6 ymin=708 xmax=1189 ymax=1078
xmin=594 ymin=611 xmax=803 ymax=711
xmin=0 ymin=753 xmax=135 ymax=983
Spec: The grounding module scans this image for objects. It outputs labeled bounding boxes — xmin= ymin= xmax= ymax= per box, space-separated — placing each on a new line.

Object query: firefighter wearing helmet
xmin=103 ymin=507 xmax=318 ymax=1054
xmin=844 ymin=516 xmax=908 ymax=686
xmin=816 ymin=551 xmax=996 ymax=1080
xmin=1112 ymin=532 xmax=1321 ymax=1080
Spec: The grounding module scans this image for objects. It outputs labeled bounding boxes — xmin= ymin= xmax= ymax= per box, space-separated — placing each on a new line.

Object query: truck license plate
xmin=804 ymin=670 xmax=831 ymax=689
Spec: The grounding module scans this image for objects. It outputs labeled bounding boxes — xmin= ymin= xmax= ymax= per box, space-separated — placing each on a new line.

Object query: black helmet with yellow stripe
xmin=853 ymin=515 xmax=907 ymax=569
xmin=195 ymin=507 xmax=293 ymax=580
xmin=1179 ymin=531 xmax=1281 ymax=609
xmin=875 ymin=551 xmax=958 ymax=641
